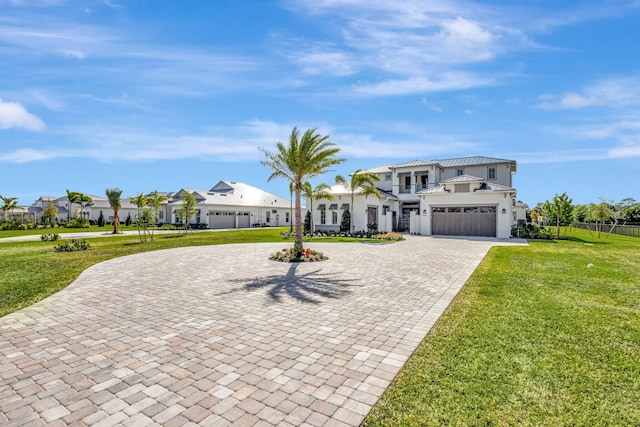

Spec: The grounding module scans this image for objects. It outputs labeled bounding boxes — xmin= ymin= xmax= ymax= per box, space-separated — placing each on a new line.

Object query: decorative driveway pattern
xmin=1 ymin=236 xmax=526 ymax=426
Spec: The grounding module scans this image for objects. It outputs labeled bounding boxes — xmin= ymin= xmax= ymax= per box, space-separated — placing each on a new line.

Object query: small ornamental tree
xmin=588 ymin=201 xmax=613 ymax=238
xmin=97 ymin=210 xmax=106 ymax=227
xmin=176 ymin=192 xmax=198 ymax=234
xmin=542 ymin=192 xmax=574 ymax=238
xmin=42 ymin=202 xmax=58 ymax=227
xmin=137 ymin=207 xmax=154 ymax=242
xmin=340 ymin=209 xmax=351 ymax=233
xmin=125 ymin=213 xmax=132 ymax=226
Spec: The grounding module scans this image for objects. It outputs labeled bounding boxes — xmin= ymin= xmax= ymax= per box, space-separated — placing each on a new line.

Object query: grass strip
xmin=364 ymin=229 xmax=640 ymax=426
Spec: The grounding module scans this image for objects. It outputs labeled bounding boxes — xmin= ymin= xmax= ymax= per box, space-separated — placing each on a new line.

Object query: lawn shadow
xmin=228 ymin=263 xmax=355 ymax=305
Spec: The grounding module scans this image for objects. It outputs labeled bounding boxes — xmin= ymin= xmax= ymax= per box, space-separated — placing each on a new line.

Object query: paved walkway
xmin=0 ymin=236 xmax=526 ymax=426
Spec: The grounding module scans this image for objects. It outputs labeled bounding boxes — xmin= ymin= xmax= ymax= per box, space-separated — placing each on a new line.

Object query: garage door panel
xmin=432 ymin=206 xmax=496 ymax=237
xmin=209 ymin=211 xmax=236 ymax=229
xmin=238 ymin=212 xmax=250 ymax=228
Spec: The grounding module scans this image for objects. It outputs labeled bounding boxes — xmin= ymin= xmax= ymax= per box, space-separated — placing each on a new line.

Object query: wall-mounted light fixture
xmin=502 ymin=208 xmax=507 ymax=214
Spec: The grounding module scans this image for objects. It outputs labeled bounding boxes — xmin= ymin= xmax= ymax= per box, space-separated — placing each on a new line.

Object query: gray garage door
xmin=209 ymin=211 xmax=236 ymax=229
xmin=238 ymin=212 xmax=250 ymax=228
xmin=432 ymin=206 xmax=496 ymax=237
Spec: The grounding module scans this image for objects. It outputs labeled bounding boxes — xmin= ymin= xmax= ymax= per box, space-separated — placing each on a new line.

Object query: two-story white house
xmin=310 ymin=156 xmax=518 ymax=238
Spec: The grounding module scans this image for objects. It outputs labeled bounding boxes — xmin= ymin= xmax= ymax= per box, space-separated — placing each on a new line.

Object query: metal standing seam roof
xmin=440 ymin=175 xmax=485 ymax=184
xmin=390 ymin=159 xmax=440 ymax=169
xmin=357 ymin=165 xmax=394 ymax=174
xmin=432 ymin=156 xmax=515 ymax=168
xmin=360 ymin=156 xmax=516 ymax=175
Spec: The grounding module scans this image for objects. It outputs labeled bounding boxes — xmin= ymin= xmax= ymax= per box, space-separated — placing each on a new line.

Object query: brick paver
xmin=1 ymin=236 xmax=525 ymax=425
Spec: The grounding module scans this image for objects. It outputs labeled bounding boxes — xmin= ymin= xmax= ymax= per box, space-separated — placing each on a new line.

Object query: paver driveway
xmin=1 ymin=236 xmax=526 ymax=426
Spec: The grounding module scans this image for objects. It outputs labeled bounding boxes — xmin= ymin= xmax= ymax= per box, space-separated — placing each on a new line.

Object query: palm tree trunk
xmin=113 ymin=208 xmax=120 ymax=234
xmin=351 ymin=194 xmax=355 ymax=233
xmin=294 ymin=182 xmax=303 ymax=254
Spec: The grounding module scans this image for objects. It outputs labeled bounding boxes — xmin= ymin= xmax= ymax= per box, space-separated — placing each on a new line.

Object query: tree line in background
xmin=0 ymin=188 xmax=197 ymax=240
xmin=525 ymin=194 xmax=640 ymax=239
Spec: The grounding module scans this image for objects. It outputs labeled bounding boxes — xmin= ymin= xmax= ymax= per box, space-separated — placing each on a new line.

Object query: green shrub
xmin=65 ymin=217 xmax=90 ymax=228
xmin=512 ymin=223 xmax=554 ymax=239
xmin=40 ymin=233 xmax=59 ymax=241
xmin=376 ymin=232 xmax=405 ymax=241
xmin=54 ymin=239 xmax=90 ymax=252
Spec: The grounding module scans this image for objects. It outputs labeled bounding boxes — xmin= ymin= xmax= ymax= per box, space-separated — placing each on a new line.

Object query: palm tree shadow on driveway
xmin=226 ymin=263 xmax=356 ymax=305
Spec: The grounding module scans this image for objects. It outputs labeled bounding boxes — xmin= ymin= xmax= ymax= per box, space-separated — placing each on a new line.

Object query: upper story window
xmin=384 ymin=173 xmax=392 ymax=181
xmin=456 ymin=169 xmax=464 ymax=176
xmin=488 ymin=167 xmax=497 ymax=180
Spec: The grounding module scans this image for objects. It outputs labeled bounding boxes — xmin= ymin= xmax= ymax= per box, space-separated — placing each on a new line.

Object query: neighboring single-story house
xmin=310 ymin=156 xmax=519 ymax=238
xmin=28 ymin=181 xmax=298 ymax=229
xmin=166 ymin=181 xmax=295 ymax=229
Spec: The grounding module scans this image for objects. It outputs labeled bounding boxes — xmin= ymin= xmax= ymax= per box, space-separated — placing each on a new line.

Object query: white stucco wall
xmin=418 ymin=191 xmax=514 ymax=238
xmin=440 ymin=163 xmax=513 ymax=187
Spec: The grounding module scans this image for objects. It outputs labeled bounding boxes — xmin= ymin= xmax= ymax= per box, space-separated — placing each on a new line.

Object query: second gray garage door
xmin=432 ymin=206 xmax=496 ymax=237
xmin=209 ymin=211 xmax=236 ymax=229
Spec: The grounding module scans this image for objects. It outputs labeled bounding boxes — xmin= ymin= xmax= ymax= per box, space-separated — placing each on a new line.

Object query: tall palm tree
xmin=129 ymin=193 xmax=147 ymax=220
xmin=77 ymin=193 xmax=93 ymax=220
xmin=302 ymin=182 xmax=334 ymax=234
xmin=105 ymin=188 xmax=123 ymax=234
xmin=1 ymin=195 xmax=18 ymax=221
xmin=65 ymin=189 xmax=80 ymax=220
xmin=288 ymin=181 xmax=294 ymax=233
xmin=261 ymin=127 xmax=344 ymax=255
xmin=335 ymin=169 xmax=382 ymax=232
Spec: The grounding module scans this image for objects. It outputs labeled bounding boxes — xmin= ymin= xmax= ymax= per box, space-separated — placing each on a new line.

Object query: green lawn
xmin=0 ymin=228 xmax=292 ymax=317
xmin=0 ymin=224 xmax=141 ymax=237
xmin=364 ymin=228 xmax=640 ymax=426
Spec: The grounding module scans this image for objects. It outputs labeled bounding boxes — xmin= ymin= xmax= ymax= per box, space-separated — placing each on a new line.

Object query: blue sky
xmin=1 ymin=0 xmax=639 ymax=207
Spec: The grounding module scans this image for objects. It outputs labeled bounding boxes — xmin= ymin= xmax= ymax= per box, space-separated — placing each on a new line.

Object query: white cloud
xmin=512 ymin=148 xmax=610 ymax=164
xmin=294 ymin=51 xmax=354 ymax=76
xmin=0 ymin=99 xmax=46 ymax=131
xmin=352 ymin=72 xmax=494 ymax=96
xmin=421 ymin=97 xmax=442 ymax=112
xmin=281 ymin=0 xmax=529 ymax=96
xmin=537 ymin=76 xmax=640 ymax=110
xmin=104 ymin=0 xmax=124 ymax=9
xmin=0 ymin=148 xmax=50 ymax=163
xmin=62 ymin=49 xmax=85 ymax=59
xmin=609 ymin=144 xmax=640 ymax=158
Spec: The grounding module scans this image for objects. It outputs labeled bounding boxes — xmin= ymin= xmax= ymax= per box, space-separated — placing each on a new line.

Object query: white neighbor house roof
xmin=197 ymin=181 xmax=292 ymax=209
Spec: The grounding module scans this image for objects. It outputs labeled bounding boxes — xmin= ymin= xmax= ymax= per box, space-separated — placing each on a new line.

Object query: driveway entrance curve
xmin=0 ymin=236 xmax=526 ymax=426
